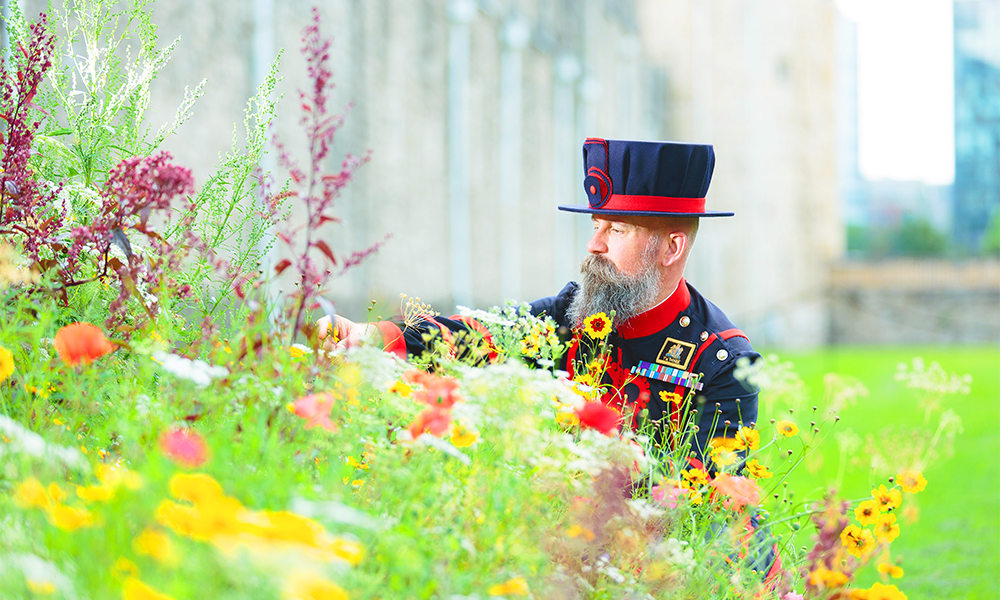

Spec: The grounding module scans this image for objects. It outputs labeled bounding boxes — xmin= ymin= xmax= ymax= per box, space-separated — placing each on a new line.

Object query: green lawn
xmin=764 ymin=346 xmax=1000 ymax=599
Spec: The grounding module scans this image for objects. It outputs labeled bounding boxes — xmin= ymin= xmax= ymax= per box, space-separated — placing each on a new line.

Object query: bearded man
xmin=325 ymin=138 xmax=759 ymax=456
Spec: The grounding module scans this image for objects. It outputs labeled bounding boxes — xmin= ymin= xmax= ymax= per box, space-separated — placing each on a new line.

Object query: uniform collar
xmin=617 ymin=278 xmax=691 ymax=339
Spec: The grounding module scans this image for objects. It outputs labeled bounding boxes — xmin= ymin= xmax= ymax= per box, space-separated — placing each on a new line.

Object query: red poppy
xmin=575 ymin=402 xmax=621 ymax=435
xmin=708 ymin=474 xmax=761 ymax=510
xmin=159 ymin=427 xmax=209 ymax=468
xmin=407 ymin=406 xmax=453 ymax=438
xmin=53 ymin=323 xmax=115 ymax=365
xmin=403 ymin=370 xmax=463 ymax=408
xmin=290 ymin=392 xmax=338 ymax=432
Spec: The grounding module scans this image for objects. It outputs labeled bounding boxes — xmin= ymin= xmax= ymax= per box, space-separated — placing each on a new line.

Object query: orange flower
xmin=708 ymin=474 xmax=760 ymax=510
xmin=897 ymin=470 xmax=927 ymax=494
xmin=53 ymin=323 xmax=114 ymax=365
xmin=403 ymin=370 xmax=463 ymax=408
xmin=575 ymin=402 xmax=620 ymax=434
xmin=407 ymin=406 xmax=453 ymax=438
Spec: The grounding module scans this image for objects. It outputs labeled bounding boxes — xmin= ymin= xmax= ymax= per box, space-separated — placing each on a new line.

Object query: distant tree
xmin=982 ymin=212 xmax=1000 ymax=256
xmin=893 ymin=218 xmax=948 ymax=257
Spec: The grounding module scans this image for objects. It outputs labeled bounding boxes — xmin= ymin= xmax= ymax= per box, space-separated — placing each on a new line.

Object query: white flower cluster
xmin=152 ymin=351 xmax=228 ymax=387
xmin=894 ymin=357 xmax=972 ymax=397
xmin=0 ymin=415 xmax=85 ymax=468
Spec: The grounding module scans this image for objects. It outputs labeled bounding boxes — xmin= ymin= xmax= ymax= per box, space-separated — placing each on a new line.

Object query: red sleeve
xmin=375 ymin=321 xmax=407 ymax=360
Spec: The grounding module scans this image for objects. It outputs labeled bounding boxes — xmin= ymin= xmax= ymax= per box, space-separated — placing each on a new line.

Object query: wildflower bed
xmin=0 ymin=3 xmax=970 ymax=599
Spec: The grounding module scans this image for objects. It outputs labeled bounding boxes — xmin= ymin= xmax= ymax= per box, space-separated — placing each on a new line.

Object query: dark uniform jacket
xmin=529 ymin=279 xmax=760 ymax=456
xmin=379 ymin=278 xmax=759 ymax=458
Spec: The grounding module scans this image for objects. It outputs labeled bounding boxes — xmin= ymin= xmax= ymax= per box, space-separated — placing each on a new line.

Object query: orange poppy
xmin=53 ymin=323 xmax=115 ymax=365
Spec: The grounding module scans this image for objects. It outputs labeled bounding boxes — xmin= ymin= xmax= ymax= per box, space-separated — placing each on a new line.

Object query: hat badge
xmin=583 ymin=138 xmax=613 ymax=209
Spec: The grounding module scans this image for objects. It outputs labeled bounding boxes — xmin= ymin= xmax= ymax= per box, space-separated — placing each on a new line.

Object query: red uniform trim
xmin=763 ymin=545 xmax=782 ymax=590
xmin=618 ymin=279 xmax=692 ymax=339
xmin=602 ymin=194 xmax=706 ymax=214
xmin=449 ymin=315 xmax=500 ymax=363
xmin=691 ymin=333 xmax=718 ymax=371
xmin=376 ymin=321 xmax=407 ymax=360
xmin=717 ymin=328 xmax=749 ymax=342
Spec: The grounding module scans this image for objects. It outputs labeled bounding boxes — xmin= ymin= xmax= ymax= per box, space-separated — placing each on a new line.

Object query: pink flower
xmin=650 ymin=482 xmax=686 ymax=509
xmin=708 ymin=474 xmax=761 ymax=510
xmin=159 ymin=428 xmax=209 ymax=468
xmin=290 ymin=392 xmax=338 ymax=432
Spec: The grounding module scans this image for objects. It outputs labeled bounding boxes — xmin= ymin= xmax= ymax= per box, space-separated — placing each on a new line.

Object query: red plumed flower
xmin=575 ymin=402 xmax=621 ymax=435
xmin=403 ymin=370 xmax=464 ymax=408
xmin=53 ymin=323 xmax=115 ymax=365
xmin=290 ymin=392 xmax=338 ymax=432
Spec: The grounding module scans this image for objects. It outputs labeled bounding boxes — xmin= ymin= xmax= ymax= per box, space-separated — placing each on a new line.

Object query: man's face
xmin=585 ymin=216 xmax=662 ymax=275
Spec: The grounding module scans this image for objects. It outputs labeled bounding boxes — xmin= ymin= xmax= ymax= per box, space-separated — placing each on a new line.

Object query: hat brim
xmin=558 ymin=205 xmax=734 ymax=218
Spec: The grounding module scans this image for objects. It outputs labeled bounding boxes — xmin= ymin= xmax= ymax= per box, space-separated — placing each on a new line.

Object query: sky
xmin=836 ymin=0 xmax=955 ymax=185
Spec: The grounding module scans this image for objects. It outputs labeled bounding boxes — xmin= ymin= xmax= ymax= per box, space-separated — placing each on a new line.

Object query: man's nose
xmin=586 ymin=229 xmax=607 ymax=254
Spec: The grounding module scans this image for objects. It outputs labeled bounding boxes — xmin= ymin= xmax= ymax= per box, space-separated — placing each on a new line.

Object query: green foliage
xmin=847 ymin=218 xmax=950 ymax=258
xmin=981 ymin=211 xmax=1000 ymax=256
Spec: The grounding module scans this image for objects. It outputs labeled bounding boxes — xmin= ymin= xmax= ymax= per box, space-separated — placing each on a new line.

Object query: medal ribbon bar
xmin=631 ymin=360 xmax=704 ymax=391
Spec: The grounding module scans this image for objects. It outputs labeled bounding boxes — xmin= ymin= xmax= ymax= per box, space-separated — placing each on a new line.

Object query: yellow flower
xmin=168 ymin=473 xmax=224 ymax=504
xmin=744 ymin=459 xmax=773 ymax=479
xmin=878 ymin=562 xmax=904 ymax=578
xmin=566 ymin=524 xmax=596 ymax=541
xmin=659 ymin=390 xmax=684 ymax=405
xmin=734 ymin=426 xmax=759 ymax=451
xmin=14 ymin=478 xmax=52 ymax=509
xmin=283 ymin=574 xmax=349 ymax=600
xmin=26 ymin=579 xmax=56 ymax=595
xmin=865 ymin=582 xmax=908 ymax=600
xmin=872 ymin=485 xmax=902 ymax=511
xmin=709 ymin=437 xmax=740 ymax=467
xmin=555 ymin=410 xmax=579 ymax=427
xmin=854 ymin=499 xmax=881 ymax=525
xmin=688 ymin=490 xmax=703 ymax=505
xmin=808 ymin=566 xmax=849 ymax=588
xmin=113 ymin=557 xmax=140 ymax=579
xmin=288 ymin=345 xmax=310 ymax=358
xmin=583 ymin=313 xmax=612 ymax=339
xmin=775 ymin=420 xmax=799 ymax=437
xmin=488 ymin=577 xmax=530 ymax=596
xmin=75 ymin=484 xmax=116 ymax=502
xmin=0 ymin=345 xmax=14 ymax=383
xmin=388 ymin=381 xmax=412 ymax=397
xmin=840 ymin=524 xmax=875 ymax=558
xmin=122 ymin=577 xmax=176 ymax=600
xmin=450 ymin=422 xmax=479 ymax=448
xmin=48 ymin=504 xmax=95 ymax=530
xmin=133 ymin=528 xmax=177 ymax=565
xmin=874 ymin=513 xmax=901 ymax=543
xmin=897 ymin=470 xmax=927 ymax=494
xmin=680 ymin=468 xmax=710 ymax=487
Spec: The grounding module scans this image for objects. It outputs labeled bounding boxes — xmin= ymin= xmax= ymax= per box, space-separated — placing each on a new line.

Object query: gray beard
xmin=566 ymin=251 xmax=661 ymax=330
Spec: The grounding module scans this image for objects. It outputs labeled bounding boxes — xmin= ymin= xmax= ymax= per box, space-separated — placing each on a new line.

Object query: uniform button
xmin=700 ymin=331 xmax=709 ymax=341
xmin=716 ymin=349 xmax=728 ymax=361
xmin=679 ymin=316 xmax=690 ymax=327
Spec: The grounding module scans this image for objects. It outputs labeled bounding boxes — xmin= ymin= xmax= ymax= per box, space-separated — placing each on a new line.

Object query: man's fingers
xmin=317 ymin=315 xmax=333 ymax=339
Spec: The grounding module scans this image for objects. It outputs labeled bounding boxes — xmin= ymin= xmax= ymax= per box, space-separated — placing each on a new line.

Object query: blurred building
xmin=954 ymin=0 xmax=1000 ymax=252
xmin=16 ymin=0 xmax=843 ymax=347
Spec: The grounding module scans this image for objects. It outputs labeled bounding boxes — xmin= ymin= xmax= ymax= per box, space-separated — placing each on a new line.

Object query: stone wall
xmin=13 ymin=0 xmax=844 ymax=348
xmin=829 ymin=260 xmax=1000 ymax=344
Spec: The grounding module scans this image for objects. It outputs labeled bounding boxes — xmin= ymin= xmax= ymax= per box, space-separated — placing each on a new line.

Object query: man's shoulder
xmin=528 ymin=281 xmax=578 ymax=328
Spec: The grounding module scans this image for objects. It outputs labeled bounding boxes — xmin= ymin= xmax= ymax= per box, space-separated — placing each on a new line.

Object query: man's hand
xmin=317 ymin=314 xmax=378 ymax=351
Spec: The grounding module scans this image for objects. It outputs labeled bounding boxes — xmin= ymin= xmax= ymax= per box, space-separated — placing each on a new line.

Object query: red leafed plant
xmin=262 ymin=7 xmax=388 ymax=339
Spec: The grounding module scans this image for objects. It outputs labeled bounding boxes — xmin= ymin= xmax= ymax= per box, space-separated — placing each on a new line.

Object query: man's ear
xmin=662 ymin=231 xmax=687 ymax=268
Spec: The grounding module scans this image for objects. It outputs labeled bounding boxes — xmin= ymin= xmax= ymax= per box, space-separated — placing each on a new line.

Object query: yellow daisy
xmin=583 ymin=313 xmax=612 ymax=339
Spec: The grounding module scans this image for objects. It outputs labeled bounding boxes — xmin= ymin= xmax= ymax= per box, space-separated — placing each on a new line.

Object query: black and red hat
xmin=558 ymin=138 xmax=733 ymax=218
